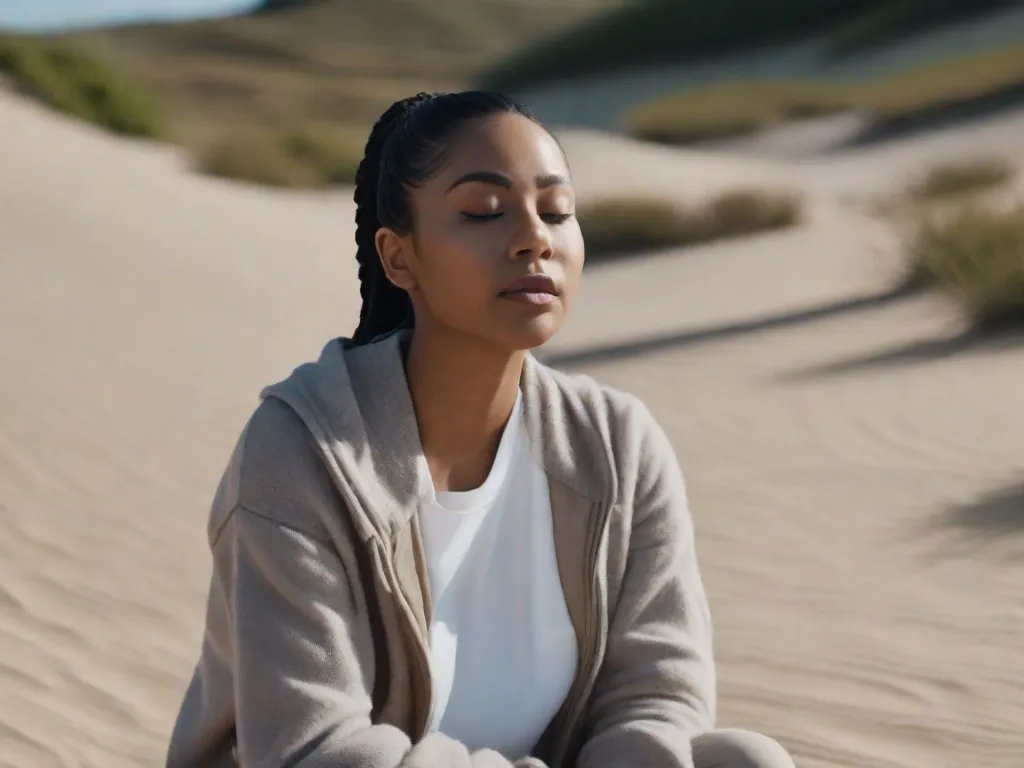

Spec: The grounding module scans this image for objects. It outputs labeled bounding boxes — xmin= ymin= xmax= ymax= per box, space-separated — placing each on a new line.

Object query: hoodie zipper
xmin=370 ymin=538 xmax=435 ymax=737
xmin=550 ymin=500 xmax=613 ymax=765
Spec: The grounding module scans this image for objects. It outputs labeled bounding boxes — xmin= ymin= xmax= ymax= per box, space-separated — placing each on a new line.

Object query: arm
xmin=223 ymin=507 xmax=410 ymax=768
xmin=576 ymin=400 xmax=716 ymax=768
xmin=224 ymin=509 xmax=544 ymax=768
xmin=198 ymin=400 xmax=544 ymax=768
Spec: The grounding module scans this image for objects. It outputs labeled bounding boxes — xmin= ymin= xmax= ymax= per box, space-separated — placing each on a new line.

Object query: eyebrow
xmin=447 ymin=171 xmax=570 ymax=192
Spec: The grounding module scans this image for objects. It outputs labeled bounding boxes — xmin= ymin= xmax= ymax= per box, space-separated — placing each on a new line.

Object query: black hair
xmin=350 ymin=90 xmax=541 ymax=345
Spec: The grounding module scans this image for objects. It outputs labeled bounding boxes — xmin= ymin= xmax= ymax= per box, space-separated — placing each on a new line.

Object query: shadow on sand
xmin=897 ymin=479 xmax=1024 ymax=564
xmin=939 ymin=481 xmax=1024 ymax=537
xmin=542 ymin=284 xmax=918 ymax=370
xmin=915 ymin=479 xmax=1024 ymax=563
xmin=778 ymin=323 xmax=1024 ymax=381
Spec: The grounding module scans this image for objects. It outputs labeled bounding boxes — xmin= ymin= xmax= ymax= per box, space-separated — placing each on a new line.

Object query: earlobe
xmin=375 ymin=227 xmax=418 ymax=292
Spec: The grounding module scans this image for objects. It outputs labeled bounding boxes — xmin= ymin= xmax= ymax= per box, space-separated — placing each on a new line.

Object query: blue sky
xmin=0 ymin=0 xmax=259 ymax=31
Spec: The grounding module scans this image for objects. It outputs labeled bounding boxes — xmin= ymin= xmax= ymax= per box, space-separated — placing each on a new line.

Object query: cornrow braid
xmin=351 ymin=92 xmax=434 ymax=346
xmin=349 ymin=90 xmax=542 ymax=346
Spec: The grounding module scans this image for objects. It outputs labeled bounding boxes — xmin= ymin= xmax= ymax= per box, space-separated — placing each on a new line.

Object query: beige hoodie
xmin=166 ymin=329 xmax=716 ymax=768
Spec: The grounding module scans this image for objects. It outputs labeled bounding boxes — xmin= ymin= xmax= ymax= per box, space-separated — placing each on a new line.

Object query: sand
xmin=2 ymin=88 xmax=1024 ymax=768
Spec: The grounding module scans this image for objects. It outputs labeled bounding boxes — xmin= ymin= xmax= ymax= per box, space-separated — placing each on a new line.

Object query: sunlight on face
xmin=400 ymin=113 xmax=585 ymax=352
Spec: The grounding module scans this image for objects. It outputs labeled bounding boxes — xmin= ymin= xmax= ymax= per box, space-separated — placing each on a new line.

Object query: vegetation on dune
xmin=11 ymin=0 xmax=1024 ymax=195
xmin=480 ymin=0 xmax=887 ymax=92
xmin=907 ymin=203 xmax=1024 ymax=328
xmin=0 ymin=35 xmax=163 ymax=137
xmin=907 ymin=157 xmax=1015 ymax=201
xmin=625 ymin=42 xmax=1024 ymax=146
xmin=579 ymin=189 xmax=802 ymax=257
xmin=478 ymin=0 xmax=1023 ymax=92
xmin=62 ymin=0 xmax=612 ymax=131
xmin=875 ymin=155 xmax=1024 ymax=328
xmin=8 ymin=0 xmax=605 ymax=186
xmin=196 ymin=123 xmax=366 ymax=188
xmin=578 ymin=197 xmax=690 ymax=255
xmin=847 ymin=43 xmax=1024 ymax=124
xmin=704 ymin=189 xmax=804 ymax=237
xmin=625 ymin=81 xmax=848 ymax=145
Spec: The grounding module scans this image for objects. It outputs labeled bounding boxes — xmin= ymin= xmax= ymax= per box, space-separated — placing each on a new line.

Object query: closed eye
xmin=462 ymin=212 xmax=575 ymax=224
xmin=543 ymin=213 xmax=575 ymax=224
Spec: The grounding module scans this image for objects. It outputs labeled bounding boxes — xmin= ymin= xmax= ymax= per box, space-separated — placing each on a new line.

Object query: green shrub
xmin=0 ymin=35 xmax=163 ymax=137
xmin=196 ymin=123 xmax=365 ymax=188
xmin=907 ymin=157 xmax=1014 ymax=201
xmin=625 ymin=80 xmax=846 ymax=144
xmin=908 ymin=203 xmax=1024 ymax=327
xmin=579 ymin=188 xmax=801 ymax=257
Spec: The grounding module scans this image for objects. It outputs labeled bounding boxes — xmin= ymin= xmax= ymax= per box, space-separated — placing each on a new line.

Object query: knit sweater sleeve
xmin=165 ymin=398 xmax=546 ymax=768
xmin=573 ymin=393 xmax=717 ymax=768
xmin=218 ymin=508 xmax=541 ymax=768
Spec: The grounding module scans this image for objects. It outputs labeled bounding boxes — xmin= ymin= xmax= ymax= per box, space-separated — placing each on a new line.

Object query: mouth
xmin=498 ymin=273 xmax=560 ymax=306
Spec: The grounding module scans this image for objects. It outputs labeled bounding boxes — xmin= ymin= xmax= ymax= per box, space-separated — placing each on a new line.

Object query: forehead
xmin=437 ymin=113 xmax=569 ymax=182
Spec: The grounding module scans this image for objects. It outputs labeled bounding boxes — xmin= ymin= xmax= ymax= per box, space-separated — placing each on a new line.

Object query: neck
xmin=404 ymin=323 xmax=524 ymax=493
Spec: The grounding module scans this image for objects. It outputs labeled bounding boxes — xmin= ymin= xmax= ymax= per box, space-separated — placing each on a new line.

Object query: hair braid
xmin=351 ymin=92 xmax=434 ymax=345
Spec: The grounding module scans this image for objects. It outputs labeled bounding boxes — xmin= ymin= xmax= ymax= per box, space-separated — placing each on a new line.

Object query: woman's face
xmin=376 ymin=113 xmax=584 ymax=352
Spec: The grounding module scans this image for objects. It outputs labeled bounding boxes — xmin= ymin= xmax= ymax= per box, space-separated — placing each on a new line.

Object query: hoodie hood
xmin=258 ymin=328 xmax=610 ymax=547
xmin=259 ymin=330 xmax=424 ymax=547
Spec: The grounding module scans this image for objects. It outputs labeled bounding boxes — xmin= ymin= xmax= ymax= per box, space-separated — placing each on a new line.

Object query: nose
xmin=510 ymin=212 xmax=553 ymax=262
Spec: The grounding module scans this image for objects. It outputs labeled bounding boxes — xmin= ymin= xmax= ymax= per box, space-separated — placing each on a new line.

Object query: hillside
xmin=480 ymin=0 xmax=1024 ymax=92
xmin=59 ymin=0 xmax=616 ymax=140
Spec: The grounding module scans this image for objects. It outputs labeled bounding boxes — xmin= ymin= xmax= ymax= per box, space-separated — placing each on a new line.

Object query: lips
xmin=498 ymin=273 xmax=559 ymax=297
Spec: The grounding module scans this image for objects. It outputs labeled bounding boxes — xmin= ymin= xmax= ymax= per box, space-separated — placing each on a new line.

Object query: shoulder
xmin=530 ymin=360 xmax=676 ymax=500
xmin=532 ymin=361 xmax=655 ymax=433
xmin=541 ymin=359 xmax=666 ymax=438
xmin=208 ymin=397 xmax=342 ymax=547
xmin=533 ymin=364 xmax=693 ymax=577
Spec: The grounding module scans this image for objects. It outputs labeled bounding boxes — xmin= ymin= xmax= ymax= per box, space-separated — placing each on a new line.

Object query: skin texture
xmin=374 ymin=113 xmax=585 ymax=492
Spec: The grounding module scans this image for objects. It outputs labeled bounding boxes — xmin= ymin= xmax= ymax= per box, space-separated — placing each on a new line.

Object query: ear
xmin=375 ymin=227 xmax=418 ymax=292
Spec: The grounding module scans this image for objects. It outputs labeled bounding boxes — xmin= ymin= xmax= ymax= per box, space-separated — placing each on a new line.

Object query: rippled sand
xmin=2 ymin=90 xmax=1024 ymax=767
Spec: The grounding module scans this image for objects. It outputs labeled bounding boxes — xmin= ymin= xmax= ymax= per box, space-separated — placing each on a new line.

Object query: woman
xmin=166 ymin=91 xmax=795 ymax=768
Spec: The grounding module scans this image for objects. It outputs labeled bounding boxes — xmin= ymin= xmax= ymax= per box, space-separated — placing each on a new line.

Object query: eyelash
xmin=462 ymin=212 xmax=575 ymax=224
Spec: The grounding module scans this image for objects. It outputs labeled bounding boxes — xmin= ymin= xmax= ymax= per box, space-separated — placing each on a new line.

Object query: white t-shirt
xmin=416 ymin=390 xmax=578 ymax=760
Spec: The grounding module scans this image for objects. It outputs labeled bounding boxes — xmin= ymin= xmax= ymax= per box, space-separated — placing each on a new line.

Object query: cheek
xmin=415 ymin=226 xmax=497 ymax=305
xmin=557 ymin=223 xmax=586 ymax=275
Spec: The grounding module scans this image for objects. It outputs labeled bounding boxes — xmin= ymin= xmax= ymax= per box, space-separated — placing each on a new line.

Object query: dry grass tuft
xmin=579 ymin=189 xmax=802 ymax=257
xmin=907 ymin=157 xmax=1015 ymax=201
xmin=907 ymin=202 xmax=1024 ymax=328
xmin=625 ymin=81 xmax=847 ymax=145
xmin=196 ymin=123 xmax=365 ymax=188
xmin=625 ymin=43 xmax=1024 ymax=146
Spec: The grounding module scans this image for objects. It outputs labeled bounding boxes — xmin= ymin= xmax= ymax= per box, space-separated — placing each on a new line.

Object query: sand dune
xmin=2 ymin=88 xmax=1024 ymax=768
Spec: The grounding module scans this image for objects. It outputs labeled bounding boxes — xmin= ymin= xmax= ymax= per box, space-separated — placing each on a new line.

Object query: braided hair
xmin=350 ymin=90 xmax=541 ymax=345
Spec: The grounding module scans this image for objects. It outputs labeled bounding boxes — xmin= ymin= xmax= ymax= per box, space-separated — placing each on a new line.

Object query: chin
xmin=500 ymin=315 xmax=564 ymax=352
